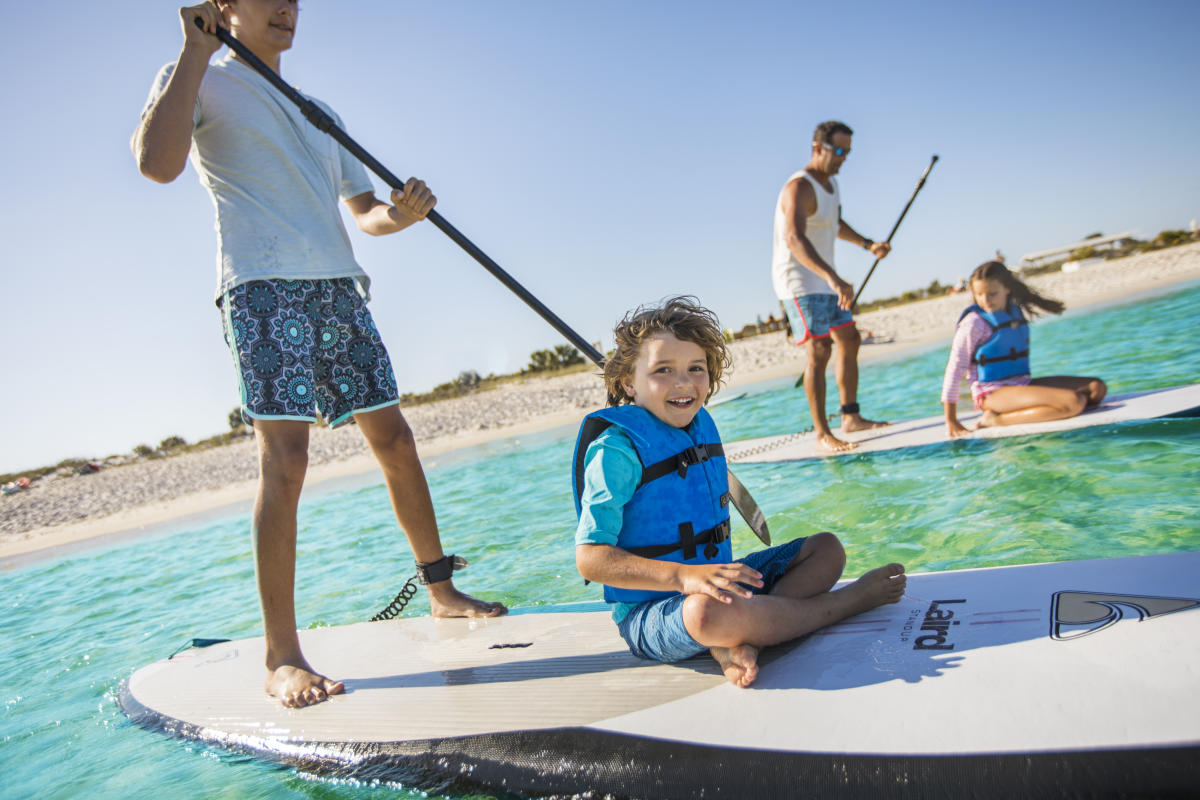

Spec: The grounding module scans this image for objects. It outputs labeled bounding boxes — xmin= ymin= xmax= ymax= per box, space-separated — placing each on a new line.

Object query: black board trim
xmin=119 ymin=680 xmax=1199 ymax=798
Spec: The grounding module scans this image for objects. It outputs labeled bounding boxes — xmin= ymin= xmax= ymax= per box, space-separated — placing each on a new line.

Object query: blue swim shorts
xmin=219 ymin=278 xmax=400 ymax=428
xmin=783 ymin=294 xmax=855 ymax=344
xmin=616 ymin=536 xmax=808 ymax=663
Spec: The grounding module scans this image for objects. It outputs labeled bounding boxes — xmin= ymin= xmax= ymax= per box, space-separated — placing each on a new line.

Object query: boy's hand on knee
xmin=679 ymin=563 xmax=763 ymax=604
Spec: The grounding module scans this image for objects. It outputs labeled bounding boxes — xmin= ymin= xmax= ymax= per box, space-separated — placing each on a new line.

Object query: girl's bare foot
xmin=428 ymin=582 xmax=507 ymax=618
xmin=974 ymin=409 xmax=1000 ymax=429
xmin=840 ymin=563 xmax=906 ymax=614
xmin=840 ymin=414 xmax=889 ymax=433
xmin=816 ymin=432 xmax=858 ymax=453
xmin=265 ymin=663 xmax=345 ymax=708
xmin=711 ymin=644 xmax=760 ymax=688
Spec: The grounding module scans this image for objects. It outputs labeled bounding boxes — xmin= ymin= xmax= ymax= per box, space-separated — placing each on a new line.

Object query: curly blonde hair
xmin=603 ymin=296 xmax=731 ymax=407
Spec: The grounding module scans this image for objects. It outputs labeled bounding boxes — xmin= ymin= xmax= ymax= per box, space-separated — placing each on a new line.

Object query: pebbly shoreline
xmin=3 ymin=243 xmax=1198 ymax=548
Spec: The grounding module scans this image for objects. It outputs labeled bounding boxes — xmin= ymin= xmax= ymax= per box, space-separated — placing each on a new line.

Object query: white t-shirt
xmin=143 ymin=54 xmax=376 ymax=300
xmin=771 ymin=170 xmax=840 ymax=300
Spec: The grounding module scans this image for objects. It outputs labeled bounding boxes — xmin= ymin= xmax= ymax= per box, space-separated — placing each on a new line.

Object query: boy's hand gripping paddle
xmin=197 ymin=19 xmax=771 ymax=545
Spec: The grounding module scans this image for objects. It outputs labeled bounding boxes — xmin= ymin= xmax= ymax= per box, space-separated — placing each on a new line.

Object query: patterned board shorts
xmin=219 ymin=278 xmax=400 ymax=428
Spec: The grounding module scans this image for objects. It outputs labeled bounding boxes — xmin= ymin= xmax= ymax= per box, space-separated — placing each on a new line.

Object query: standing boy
xmin=771 ymin=120 xmax=892 ymax=452
xmin=133 ymin=1 xmax=504 ymax=708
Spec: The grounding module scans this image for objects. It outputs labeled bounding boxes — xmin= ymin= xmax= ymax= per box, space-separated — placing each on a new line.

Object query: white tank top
xmin=771 ymin=170 xmax=840 ymax=299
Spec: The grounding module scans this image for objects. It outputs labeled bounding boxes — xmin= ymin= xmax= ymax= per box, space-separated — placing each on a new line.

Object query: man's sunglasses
xmin=816 ymin=142 xmax=851 ymax=157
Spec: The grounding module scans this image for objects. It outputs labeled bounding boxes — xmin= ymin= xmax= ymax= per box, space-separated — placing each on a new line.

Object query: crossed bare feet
xmin=707 ymin=564 xmax=905 ymax=689
xmin=266 ymin=661 xmax=345 ymax=708
xmin=839 ymin=563 xmax=907 ymax=613
xmin=712 ymin=644 xmax=760 ymax=688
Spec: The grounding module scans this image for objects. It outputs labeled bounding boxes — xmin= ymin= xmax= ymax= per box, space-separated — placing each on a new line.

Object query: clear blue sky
xmin=2 ymin=0 xmax=1197 ymax=473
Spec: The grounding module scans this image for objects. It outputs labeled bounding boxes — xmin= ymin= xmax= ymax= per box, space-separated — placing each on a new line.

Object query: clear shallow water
xmin=3 ymin=283 xmax=1198 ymax=799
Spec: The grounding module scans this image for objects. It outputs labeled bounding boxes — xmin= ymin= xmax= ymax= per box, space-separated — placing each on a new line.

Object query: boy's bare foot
xmin=816 ymin=432 xmax=858 ymax=453
xmin=265 ymin=663 xmax=345 ymax=708
xmin=974 ymin=410 xmax=1000 ymax=429
xmin=840 ymin=414 xmax=889 ymax=433
xmin=840 ymin=563 xmax=906 ymax=614
xmin=711 ymin=644 xmax=760 ymax=688
xmin=428 ymin=582 xmax=507 ymax=618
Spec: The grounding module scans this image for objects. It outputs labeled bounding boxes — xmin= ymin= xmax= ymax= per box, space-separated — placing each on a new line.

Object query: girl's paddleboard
xmin=725 ymin=383 xmax=1200 ymax=464
xmin=120 ymin=551 xmax=1200 ymax=798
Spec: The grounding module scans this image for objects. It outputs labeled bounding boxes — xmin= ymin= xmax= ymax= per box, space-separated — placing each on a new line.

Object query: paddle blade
xmin=726 ymin=469 xmax=770 ymax=545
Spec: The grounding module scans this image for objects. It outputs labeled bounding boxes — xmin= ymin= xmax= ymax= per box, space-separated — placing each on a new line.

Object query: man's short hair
xmin=813 ymin=120 xmax=853 ymax=145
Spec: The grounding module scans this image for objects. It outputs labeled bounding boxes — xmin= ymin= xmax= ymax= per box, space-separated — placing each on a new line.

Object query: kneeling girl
xmin=942 ymin=261 xmax=1107 ymax=438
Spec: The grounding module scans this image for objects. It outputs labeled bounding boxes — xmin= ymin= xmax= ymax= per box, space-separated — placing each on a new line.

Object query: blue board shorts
xmin=219 ymin=278 xmax=400 ymax=428
xmin=783 ymin=294 xmax=855 ymax=344
xmin=616 ymin=536 xmax=808 ymax=663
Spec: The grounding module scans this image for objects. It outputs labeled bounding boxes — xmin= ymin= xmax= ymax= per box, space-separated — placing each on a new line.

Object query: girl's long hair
xmin=971 ymin=261 xmax=1065 ymax=318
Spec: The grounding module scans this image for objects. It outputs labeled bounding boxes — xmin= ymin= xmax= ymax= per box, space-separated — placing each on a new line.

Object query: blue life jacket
xmin=959 ymin=302 xmax=1030 ymax=382
xmin=572 ymin=405 xmax=732 ymax=604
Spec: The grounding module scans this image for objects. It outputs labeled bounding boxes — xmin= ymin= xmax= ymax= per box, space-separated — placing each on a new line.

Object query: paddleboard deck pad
xmin=725 ymin=383 xmax=1200 ymax=464
xmin=120 ymin=552 xmax=1200 ymax=798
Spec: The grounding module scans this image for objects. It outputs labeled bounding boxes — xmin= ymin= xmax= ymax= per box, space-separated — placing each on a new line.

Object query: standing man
xmin=772 ymin=120 xmax=892 ymax=452
xmin=133 ymin=1 xmax=505 ymax=709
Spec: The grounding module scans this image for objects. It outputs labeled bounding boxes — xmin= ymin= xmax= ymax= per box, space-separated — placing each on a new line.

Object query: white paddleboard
xmin=725 ymin=383 xmax=1200 ymax=464
xmin=121 ymin=552 xmax=1200 ymax=797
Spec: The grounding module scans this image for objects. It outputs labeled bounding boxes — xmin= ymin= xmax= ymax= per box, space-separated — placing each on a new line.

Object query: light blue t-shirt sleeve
xmin=574 ymin=427 xmax=641 ymax=547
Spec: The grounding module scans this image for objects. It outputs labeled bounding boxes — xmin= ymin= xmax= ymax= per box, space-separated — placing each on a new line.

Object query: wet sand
xmin=3 ymin=243 xmax=1197 ymax=562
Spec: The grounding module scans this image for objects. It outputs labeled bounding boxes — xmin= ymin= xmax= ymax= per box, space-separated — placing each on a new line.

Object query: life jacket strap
xmin=626 ymin=519 xmax=731 ymax=561
xmin=638 ymin=443 xmax=725 ymax=487
xmin=975 ymin=348 xmax=1029 ymax=366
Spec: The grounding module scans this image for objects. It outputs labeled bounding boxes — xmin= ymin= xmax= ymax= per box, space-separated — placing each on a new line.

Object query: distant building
xmin=1019 ymin=232 xmax=1135 ymax=269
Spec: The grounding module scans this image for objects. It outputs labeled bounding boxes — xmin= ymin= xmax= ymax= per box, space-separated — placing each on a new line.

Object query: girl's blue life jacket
xmin=572 ymin=405 xmax=733 ymax=604
xmin=959 ymin=302 xmax=1030 ymax=382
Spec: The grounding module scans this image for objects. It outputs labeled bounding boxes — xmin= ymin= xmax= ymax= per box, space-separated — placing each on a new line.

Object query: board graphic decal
xmin=1050 ymin=591 xmax=1200 ymax=640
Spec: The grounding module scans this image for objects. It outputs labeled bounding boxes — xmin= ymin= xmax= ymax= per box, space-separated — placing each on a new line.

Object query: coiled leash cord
xmin=370 ymin=554 xmax=467 ymax=621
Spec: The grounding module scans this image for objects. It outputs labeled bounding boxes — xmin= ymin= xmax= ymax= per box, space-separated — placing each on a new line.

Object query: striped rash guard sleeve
xmin=941 ymin=312 xmax=992 ymax=404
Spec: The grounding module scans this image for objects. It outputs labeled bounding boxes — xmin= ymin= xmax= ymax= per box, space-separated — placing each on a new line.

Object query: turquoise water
xmin=3 ymin=283 xmax=1198 ymax=799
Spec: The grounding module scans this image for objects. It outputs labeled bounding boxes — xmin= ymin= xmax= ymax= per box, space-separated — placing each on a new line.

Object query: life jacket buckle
xmin=677 ymin=445 xmax=712 ymax=478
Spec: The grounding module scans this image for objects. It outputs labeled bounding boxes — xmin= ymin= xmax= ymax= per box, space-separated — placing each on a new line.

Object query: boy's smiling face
xmin=621 ymin=332 xmax=710 ymax=428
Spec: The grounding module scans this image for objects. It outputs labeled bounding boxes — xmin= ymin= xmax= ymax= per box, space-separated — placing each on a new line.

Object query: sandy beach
xmin=4 ymin=243 xmax=1198 ymax=562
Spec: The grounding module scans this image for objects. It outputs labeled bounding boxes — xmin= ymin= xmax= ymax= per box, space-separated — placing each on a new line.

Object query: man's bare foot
xmin=265 ymin=663 xmax=345 ymax=708
xmin=816 ymin=432 xmax=858 ymax=453
xmin=711 ymin=644 xmax=760 ymax=688
xmin=428 ymin=581 xmax=507 ymax=618
xmin=974 ymin=409 xmax=1000 ymax=429
xmin=839 ymin=563 xmax=906 ymax=614
xmin=840 ymin=413 xmax=889 ymax=433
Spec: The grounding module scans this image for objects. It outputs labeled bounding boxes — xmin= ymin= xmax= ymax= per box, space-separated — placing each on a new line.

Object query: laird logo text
xmin=913 ymin=599 xmax=965 ymax=651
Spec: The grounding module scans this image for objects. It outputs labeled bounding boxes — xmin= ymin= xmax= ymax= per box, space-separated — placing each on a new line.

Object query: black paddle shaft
xmin=851 ymin=154 xmax=939 ymax=310
xmin=199 ymin=21 xmax=604 ymax=366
